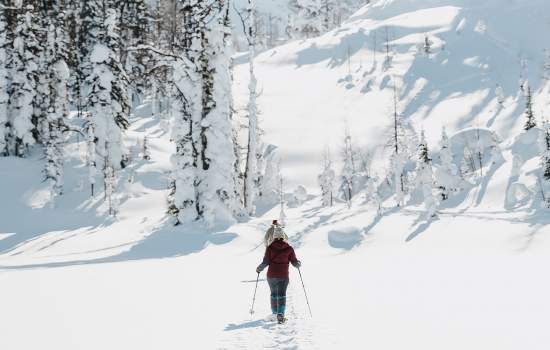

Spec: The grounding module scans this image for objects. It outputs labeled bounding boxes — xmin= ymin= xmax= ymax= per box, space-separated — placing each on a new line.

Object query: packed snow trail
xmin=219 ymin=285 xmax=318 ymax=349
xmin=219 ymin=223 xmax=320 ymax=350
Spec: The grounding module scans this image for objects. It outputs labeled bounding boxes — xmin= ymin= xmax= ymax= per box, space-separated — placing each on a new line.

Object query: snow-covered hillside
xmin=2 ymin=1 xmax=550 ymax=350
xmin=234 ymin=0 xmax=550 ymax=192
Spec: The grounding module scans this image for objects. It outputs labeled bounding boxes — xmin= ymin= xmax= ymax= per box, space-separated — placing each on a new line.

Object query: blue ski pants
xmin=268 ymin=278 xmax=289 ymax=315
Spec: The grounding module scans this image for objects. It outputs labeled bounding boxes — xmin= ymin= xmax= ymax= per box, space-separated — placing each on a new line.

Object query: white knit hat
xmin=273 ymin=226 xmax=285 ymax=239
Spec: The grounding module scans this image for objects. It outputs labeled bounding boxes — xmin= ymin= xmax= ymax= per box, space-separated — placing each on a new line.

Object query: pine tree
xmin=416 ymin=130 xmax=437 ymax=217
xmin=321 ymin=0 xmax=333 ymax=32
xmin=288 ymin=0 xmax=322 ymax=39
xmin=198 ymin=0 xmax=243 ymax=226
xmin=259 ymin=145 xmax=281 ymax=206
xmin=169 ymin=0 xmax=203 ymax=224
xmin=142 ymin=136 xmax=151 ymax=160
xmin=524 ymin=86 xmax=537 ymax=131
xmin=243 ymin=0 xmax=265 ymax=216
xmin=104 ymin=140 xmax=118 ymax=216
xmin=8 ymin=4 xmax=41 ymax=157
xmin=170 ymin=0 xmax=242 ymax=227
xmin=76 ymin=0 xmax=101 ymax=119
xmin=388 ymin=82 xmax=417 ymax=206
xmin=318 ymin=147 xmax=335 ymax=207
xmin=365 ymin=173 xmax=380 ymax=214
xmin=488 ymin=131 xmax=503 ymax=165
xmin=278 ymin=174 xmax=287 ymax=226
xmin=383 ymin=26 xmax=393 ymax=70
xmin=340 ymin=127 xmax=356 ymax=208
xmin=474 ymin=128 xmax=484 ymax=178
xmin=423 ymin=34 xmax=432 ymax=56
xmin=544 ymin=49 xmax=550 ymax=81
xmin=460 ymin=145 xmax=476 ymax=179
xmin=541 ymin=121 xmax=550 ymax=206
xmin=0 ymin=7 xmax=11 ymax=156
xmin=541 ymin=121 xmax=550 ymax=179
xmin=85 ymin=6 xmax=130 ymax=200
xmin=287 ymin=0 xmax=364 ymax=38
xmin=43 ymin=7 xmax=70 ymax=199
xmin=495 ymin=84 xmax=505 ymax=106
xmin=436 ymin=127 xmax=459 ymax=200
xmin=118 ymin=0 xmax=154 ymax=101
xmin=86 ymin=119 xmax=97 ymax=196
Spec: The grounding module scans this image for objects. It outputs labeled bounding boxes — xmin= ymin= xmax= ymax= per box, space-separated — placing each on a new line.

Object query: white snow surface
xmin=3 ymin=1 xmax=550 ymax=350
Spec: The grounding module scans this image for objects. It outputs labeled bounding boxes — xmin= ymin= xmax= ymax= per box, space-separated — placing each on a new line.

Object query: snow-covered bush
xmin=318 ymin=149 xmax=336 ymax=207
xmin=451 ymin=128 xmax=502 ymax=182
xmin=435 ymin=127 xmax=460 ymax=200
xmin=415 ymin=131 xmax=438 ymax=217
xmin=293 ymin=185 xmax=308 ymax=205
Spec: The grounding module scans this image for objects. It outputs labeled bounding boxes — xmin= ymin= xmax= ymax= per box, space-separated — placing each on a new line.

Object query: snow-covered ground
xmin=2 ymin=150 xmax=550 ymax=349
xmin=3 ymin=1 xmax=550 ymax=349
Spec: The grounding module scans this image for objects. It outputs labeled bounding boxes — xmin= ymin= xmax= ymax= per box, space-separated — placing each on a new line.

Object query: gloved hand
xmin=293 ymin=260 xmax=302 ymax=268
xmin=256 ymin=266 xmax=263 ymax=274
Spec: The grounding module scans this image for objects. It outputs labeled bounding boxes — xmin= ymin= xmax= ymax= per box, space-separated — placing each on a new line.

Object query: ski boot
xmin=277 ymin=314 xmax=287 ymax=324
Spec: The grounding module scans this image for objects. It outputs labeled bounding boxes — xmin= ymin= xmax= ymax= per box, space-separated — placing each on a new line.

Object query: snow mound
xmin=327 ymin=227 xmax=363 ymax=250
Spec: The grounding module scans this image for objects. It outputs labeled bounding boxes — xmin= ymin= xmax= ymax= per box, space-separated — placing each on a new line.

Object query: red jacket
xmin=260 ymin=240 xmax=300 ymax=279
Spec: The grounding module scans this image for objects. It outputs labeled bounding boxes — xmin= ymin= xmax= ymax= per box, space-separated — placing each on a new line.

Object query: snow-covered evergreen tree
xmin=318 ymin=147 xmax=335 ymax=207
xmin=382 ymin=26 xmax=393 ymax=71
xmin=243 ymin=0 xmax=265 ymax=216
xmin=85 ymin=7 xmax=130 ymax=200
xmin=387 ymin=83 xmax=417 ymax=206
xmin=293 ymin=185 xmax=308 ymax=206
xmin=287 ymin=0 xmax=365 ymax=39
xmin=8 ymin=4 xmax=41 ymax=157
xmin=339 ymin=128 xmax=356 ymax=208
xmin=544 ymin=49 xmax=550 ymax=81
xmin=436 ymin=127 xmax=459 ymax=201
xmin=86 ymin=119 xmax=97 ymax=196
xmin=0 ymin=8 xmax=10 ymax=156
xmin=460 ymin=145 xmax=476 ymax=179
xmin=142 ymin=136 xmax=151 ymax=160
xmin=170 ymin=0 xmax=242 ymax=227
xmin=257 ymin=145 xmax=281 ymax=206
xmin=365 ymin=173 xmax=381 ymax=213
xmin=423 ymin=34 xmax=432 ymax=56
xmin=169 ymin=0 xmax=204 ymax=224
xmin=198 ymin=0 xmax=243 ymax=226
xmin=540 ymin=121 xmax=550 ymax=206
xmin=496 ymin=84 xmax=505 ymax=106
xmin=278 ymin=175 xmax=287 ymax=226
xmin=488 ymin=131 xmax=503 ymax=166
xmin=43 ymin=8 xmax=70 ymax=199
xmin=416 ymin=130 xmax=438 ymax=217
xmin=103 ymin=140 xmax=118 ymax=216
xmin=118 ymin=0 xmax=154 ymax=100
xmin=287 ymin=0 xmax=322 ymax=38
xmin=524 ymin=86 xmax=536 ymax=131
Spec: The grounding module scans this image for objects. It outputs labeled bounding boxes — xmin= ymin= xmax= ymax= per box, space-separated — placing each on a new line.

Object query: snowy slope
xmin=3 ymin=1 xmax=550 ymax=350
xmin=233 ymin=0 xmax=550 ymax=192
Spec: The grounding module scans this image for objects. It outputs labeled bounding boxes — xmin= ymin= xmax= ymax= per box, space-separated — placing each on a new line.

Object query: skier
xmin=256 ymin=220 xmax=301 ymax=324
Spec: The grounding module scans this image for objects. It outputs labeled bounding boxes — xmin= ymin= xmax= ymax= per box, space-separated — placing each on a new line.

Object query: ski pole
xmin=249 ymin=272 xmax=260 ymax=315
xmin=298 ymin=267 xmax=313 ymax=317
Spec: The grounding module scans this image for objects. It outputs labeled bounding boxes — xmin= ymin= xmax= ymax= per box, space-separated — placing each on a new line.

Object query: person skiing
xmin=256 ymin=220 xmax=301 ymax=324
